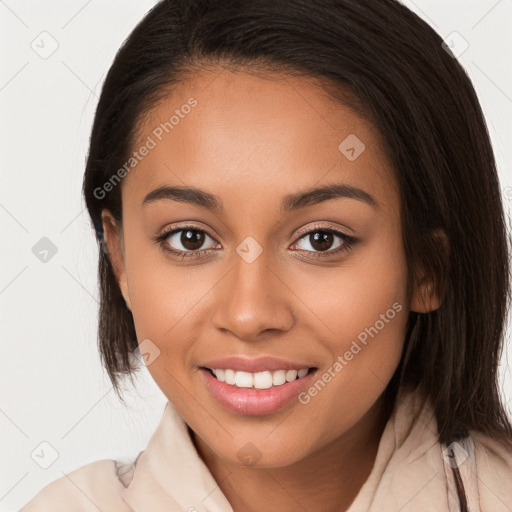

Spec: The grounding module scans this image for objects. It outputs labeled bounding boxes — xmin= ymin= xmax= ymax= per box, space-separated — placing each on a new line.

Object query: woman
xmin=20 ymin=0 xmax=512 ymax=510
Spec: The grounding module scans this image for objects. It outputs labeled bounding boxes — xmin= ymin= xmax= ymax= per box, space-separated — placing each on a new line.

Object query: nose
xmin=211 ymin=248 xmax=295 ymax=342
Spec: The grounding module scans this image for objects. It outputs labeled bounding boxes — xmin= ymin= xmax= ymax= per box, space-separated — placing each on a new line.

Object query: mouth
xmin=201 ymin=366 xmax=316 ymax=389
xmin=198 ymin=365 xmax=318 ymax=416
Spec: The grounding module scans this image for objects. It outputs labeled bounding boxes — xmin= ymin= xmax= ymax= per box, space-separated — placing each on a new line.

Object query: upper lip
xmin=200 ymin=356 xmax=316 ymax=373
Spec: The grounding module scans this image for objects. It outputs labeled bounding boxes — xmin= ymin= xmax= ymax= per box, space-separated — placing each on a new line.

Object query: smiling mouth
xmin=201 ymin=367 xmax=317 ymax=389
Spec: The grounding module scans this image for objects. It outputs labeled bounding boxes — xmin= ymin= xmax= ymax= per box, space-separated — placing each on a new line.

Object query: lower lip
xmin=199 ymin=367 xmax=317 ymax=416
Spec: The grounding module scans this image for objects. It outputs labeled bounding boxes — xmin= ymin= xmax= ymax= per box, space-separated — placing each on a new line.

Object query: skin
xmin=102 ymin=67 xmax=440 ymax=512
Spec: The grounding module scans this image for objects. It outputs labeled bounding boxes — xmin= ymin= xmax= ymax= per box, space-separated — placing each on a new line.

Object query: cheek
xmin=292 ymin=221 xmax=408 ymax=345
xmin=294 ymin=232 xmax=409 ymax=425
xmin=120 ymin=232 xmax=182 ymax=356
xmin=122 ymin=226 xmax=197 ymax=334
xmin=121 ymin=234 xmax=217 ymax=398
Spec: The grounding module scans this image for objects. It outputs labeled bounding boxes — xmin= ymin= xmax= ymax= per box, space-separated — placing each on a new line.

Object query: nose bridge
xmin=211 ymin=241 xmax=294 ymax=340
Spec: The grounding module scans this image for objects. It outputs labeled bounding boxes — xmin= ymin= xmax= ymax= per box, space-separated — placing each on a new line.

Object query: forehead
xmin=123 ymin=67 xmax=397 ymax=213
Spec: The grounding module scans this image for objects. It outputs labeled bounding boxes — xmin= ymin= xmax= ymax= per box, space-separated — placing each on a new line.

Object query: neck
xmin=191 ymin=392 xmax=393 ymax=512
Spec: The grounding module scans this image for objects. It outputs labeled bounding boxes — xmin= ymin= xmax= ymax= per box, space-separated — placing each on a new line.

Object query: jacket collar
xmin=119 ymin=385 xmax=469 ymax=511
xmin=120 ymin=401 xmax=234 ymax=512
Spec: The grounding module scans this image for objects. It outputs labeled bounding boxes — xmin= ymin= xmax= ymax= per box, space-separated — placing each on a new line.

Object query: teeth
xmin=235 ymin=371 xmax=253 ymax=388
xmin=224 ymin=369 xmax=236 ymax=385
xmin=272 ymin=370 xmax=286 ymax=386
xmin=210 ymin=368 xmax=310 ymax=389
xmin=254 ymin=371 xmax=273 ymax=389
xmin=286 ymin=369 xmax=298 ymax=382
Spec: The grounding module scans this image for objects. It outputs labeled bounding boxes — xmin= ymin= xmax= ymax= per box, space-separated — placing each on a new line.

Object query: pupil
xmin=311 ymin=231 xmax=333 ymax=251
xmin=182 ymin=229 xmax=204 ymax=250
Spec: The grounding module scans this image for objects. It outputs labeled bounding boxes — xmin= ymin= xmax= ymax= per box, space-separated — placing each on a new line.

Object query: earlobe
xmin=410 ymin=279 xmax=441 ymax=313
xmin=410 ymin=229 xmax=448 ymax=314
xmin=101 ymin=210 xmax=132 ymax=311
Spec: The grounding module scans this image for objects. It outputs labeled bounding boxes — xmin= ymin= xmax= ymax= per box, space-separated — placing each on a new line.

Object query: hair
xmin=83 ymin=0 xmax=512 ymax=466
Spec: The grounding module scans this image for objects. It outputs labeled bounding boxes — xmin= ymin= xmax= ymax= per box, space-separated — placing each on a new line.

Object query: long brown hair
xmin=83 ymin=0 xmax=512 ymax=454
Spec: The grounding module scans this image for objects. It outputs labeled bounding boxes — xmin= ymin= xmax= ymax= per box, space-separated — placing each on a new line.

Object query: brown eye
xmin=290 ymin=226 xmax=358 ymax=259
xmin=295 ymin=229 xmax=346 ymax=253
xmin=179 ymin=229 xmax=206 ymax=250
xmin=160 ymin=228 xmax=218 ymax=254
xmin=308 ymin=231 xmax=335 ymax=252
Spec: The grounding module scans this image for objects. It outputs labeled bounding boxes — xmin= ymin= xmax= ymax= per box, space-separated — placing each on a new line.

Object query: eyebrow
xmin=142 ymin=182 xmax=379 ymax=212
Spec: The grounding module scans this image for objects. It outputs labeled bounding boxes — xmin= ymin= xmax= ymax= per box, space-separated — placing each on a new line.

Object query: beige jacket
xmin=19 ymin=387 xmax=512 ymax=511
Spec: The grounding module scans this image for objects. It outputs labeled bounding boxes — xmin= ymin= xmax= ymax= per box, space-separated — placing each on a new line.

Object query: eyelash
xmin=154 ymin=223 xmax=358 ymax=261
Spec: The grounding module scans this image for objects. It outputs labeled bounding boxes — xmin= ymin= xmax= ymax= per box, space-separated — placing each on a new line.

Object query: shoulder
xmin=19 ymin=458 xmax=133 ymax=512
xmin=471 ymin=430 xmax=512 ymax=511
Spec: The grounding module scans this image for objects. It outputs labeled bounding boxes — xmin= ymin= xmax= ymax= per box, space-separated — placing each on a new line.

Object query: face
xmin=102 ymin=67 xmax=436 ymax=468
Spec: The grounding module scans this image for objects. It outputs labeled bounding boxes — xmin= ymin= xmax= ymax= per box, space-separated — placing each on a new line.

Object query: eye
xmin=155 ymin=225 xmax=219 ymax=259
xmin=291 ymin=226 xmax=358 ymax=259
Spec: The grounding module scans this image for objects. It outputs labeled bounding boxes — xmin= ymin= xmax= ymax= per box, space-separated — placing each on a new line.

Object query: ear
xmin=410 ymin=279 xmax=439 ymax=313
xmin=410 ymin=229 xmax=449 ymax=314
xmin=101 ymin=209 xmax=132 ymax=311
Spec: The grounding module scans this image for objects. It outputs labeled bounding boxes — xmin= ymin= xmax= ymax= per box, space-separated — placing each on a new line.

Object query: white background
xmin=1 ymin=1 xmax=511 ymax=509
